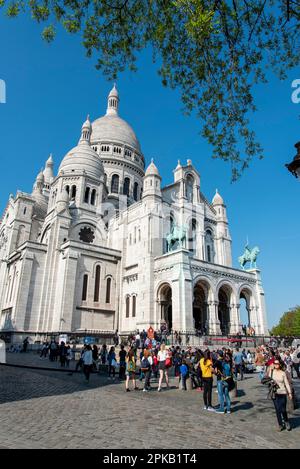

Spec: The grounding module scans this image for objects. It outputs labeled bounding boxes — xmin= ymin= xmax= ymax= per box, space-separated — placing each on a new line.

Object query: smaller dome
xmin=36 ymin=170 xmax=45 ymax=183
xmin=212 ymin=189 xmax=224 ymax=205
xmin=59 ymin=143 xmax=104 ymax=180
xmin=145 ymin=159 xmax=160 ymax=177
xmin=44 ymin=154 xmax=54 ymax=183
xmin=59 ymin=118 xmax=104 ymax=180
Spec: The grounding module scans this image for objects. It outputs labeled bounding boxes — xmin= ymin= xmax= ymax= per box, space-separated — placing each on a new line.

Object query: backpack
xmin=141 ymin=357 xmax=151 ymax=371
xmin=165 ymin=356 xmax=172 ymax=368
xmin=127 ymin=360 xmax=135 ymax=372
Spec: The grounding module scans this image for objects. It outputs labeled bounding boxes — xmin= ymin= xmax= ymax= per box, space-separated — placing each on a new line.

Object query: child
xmin=180 ymin=359 xmax=189 ymax=391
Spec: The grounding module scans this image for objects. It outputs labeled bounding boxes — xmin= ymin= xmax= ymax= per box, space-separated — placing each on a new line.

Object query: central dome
xmin=91 ymin=114 xmax=141 ymax=153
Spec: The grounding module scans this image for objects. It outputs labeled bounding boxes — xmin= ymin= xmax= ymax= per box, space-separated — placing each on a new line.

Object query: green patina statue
xmin=166 ymin=224 xmax=188 ymax=252
xmin=238 ymin=244 xmax=260 ymax=270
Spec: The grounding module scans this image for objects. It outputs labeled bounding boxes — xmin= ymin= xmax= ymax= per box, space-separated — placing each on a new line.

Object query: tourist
xmin=75 ymin=346 xmax=85 ymax=372
xmin=66 ymin=345 xmax=73 ymax=368
xmin=59 ymin=341 xmax=68 ymax=367
xmin=82 ymin=344 xmax=93 ymax=383
xmin=291 ymin=345 xmax=300 ymax=379
xmin=233 ymin=348 xmax=244 ymax=381
xmin=255 ymin=347 xmax=265 ymax=379
xmin=214 ymin=351 xmax=232 ymax=414
xmin=199 ymin=349 xmax=215 ymax=411
xmin=141 ymin=349 xmax=153 ymax=392
xmin=152 ymin=350 xmax=159 ymax=379
xmin=49 ymin=341 xmax=56 ymax=362
xmin=22 ymin=337 xmax=29 ymax=353
xmin=173 ymin=347 xmax=182 ymax=378
xmin=195 ymin=349 xmax=204 ymax=391
xmin=40 ymin=342 xmax=48 ymax=359
xmin=268 ymin=359 xmax=293 ymax=431
xmin=119 ymin=344 xmax=127 ymax=380
xmin=92 ymin=344 xmax=99 ymax=370
xmin=107 ymin=346 xmax=117 ymax=379
xmin=100 ymin=344 xmax=108 ymax=365
xmin=125 ymin=350 xmax=137 ymax=392
xmin=157 ymin=344 xmax=170 ymax=392
xmin=179 ymin=359 xmax=189 ymax=391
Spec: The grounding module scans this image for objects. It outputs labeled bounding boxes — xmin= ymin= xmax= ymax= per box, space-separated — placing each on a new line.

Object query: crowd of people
xmin=71 ymin=339 xmax=299 ymax=430
xmin=6 ymin=330 xmax=300 ymax=432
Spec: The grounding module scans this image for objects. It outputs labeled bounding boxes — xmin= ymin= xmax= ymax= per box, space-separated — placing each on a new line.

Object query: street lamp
xmin=286 ymin=142 xmax=300 ymax=179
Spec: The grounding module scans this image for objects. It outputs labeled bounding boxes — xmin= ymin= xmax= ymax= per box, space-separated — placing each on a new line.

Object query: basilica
xmin=0 ymin=85 xmax=268 ymax=343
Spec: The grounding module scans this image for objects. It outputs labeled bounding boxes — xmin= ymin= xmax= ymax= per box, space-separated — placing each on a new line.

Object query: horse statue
xmin=166 ymin=224 xmax=188 ymax=252
xmin=238 ymin=245 xmax=260 ymax=270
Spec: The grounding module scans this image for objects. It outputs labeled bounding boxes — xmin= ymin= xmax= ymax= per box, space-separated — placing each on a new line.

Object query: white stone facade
xmin=0 ymin=86 xmax=268 ymax=343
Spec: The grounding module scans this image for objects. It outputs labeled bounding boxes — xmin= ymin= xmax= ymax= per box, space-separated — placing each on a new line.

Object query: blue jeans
xmin=217 ymin=380 xmax=231 ymax=412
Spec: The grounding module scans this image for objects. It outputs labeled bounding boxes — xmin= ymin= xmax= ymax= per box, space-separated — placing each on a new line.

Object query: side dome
xmin=145 ymin=159 xmax=160 ymax=177
xmin=212 ymin=189 xmax=225 ymax=206
xmin=59 ymin=116 xmax=104 ymax=180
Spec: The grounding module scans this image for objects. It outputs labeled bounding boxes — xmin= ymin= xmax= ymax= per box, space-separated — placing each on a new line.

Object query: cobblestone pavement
xmin=0 ymin=357 xmax=299 ymax=449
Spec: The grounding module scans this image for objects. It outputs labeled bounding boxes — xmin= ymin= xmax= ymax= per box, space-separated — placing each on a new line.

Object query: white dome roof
xmin=59 ymin=142 xmax=104 ymax=180
xmin=91 ymin=114 xmax=141 ymax=153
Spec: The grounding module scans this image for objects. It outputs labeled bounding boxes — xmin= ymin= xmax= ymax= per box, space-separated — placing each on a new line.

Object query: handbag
xmin=222 ymin=375 xmax=235 ymax=392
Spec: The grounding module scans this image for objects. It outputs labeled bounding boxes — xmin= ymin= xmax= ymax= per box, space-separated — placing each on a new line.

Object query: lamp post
xmin=286 ymin=142 xmax=300 ymax=179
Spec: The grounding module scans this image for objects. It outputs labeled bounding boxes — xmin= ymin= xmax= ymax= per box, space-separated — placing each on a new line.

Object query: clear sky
xmin=0 ymin=14 xmax=299 ymax=328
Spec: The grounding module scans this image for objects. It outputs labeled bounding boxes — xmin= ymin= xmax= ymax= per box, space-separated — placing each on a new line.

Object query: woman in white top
xmin=268 ymin=359 xmax=293 ymax=431
xmin=157 ymin=344 xmax=170 ymax=392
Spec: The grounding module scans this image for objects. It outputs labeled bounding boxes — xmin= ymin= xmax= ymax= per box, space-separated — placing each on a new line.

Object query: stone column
xmin=229 ymin=303 xmax=241 ymax=335
xmin=207 ymin=301 xmax=221 ymax=335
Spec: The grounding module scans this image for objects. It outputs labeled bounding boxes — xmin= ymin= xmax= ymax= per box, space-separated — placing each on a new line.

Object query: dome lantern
xmin=106 ymin=83 xmax=119 ymax=116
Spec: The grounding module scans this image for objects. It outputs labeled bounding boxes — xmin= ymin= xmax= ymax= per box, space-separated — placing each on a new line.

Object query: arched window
xmin=132 ymin=296 xmax=136 ymax=318
xmin=123 ymin=178 xmax=130 ymax=197
xmin=94 ymin=265 xmax=101 ymax=302
xmin=71 ymin=185 xmax=76 ymax=200
xmin=111 ymin=175 xmax=119 ymax=194
xmin=133 ymin=182 xmax=139 ymax=201
xmin=207 ymin=245 xmax=211 ymax=262
xmin=84 ymin=187 xmax=90 ymax=203
xmin=106 ymin=277 xmax=112 ymax=304
xmin=186 ymin=174 xmax=194 ymax=202
xmin=126 ymin=296 xmax=130 ymax=318
xmin=205 ymin=229 xmax=215 ymax=263
xmin=91 ymin=189 xmax=96 ymax=206
xmin=188 ymin=219 xmax=197 ymax=253
xmin=82 ymin=274 xmax=88 ymax=301
xmin=65 ymin=185 xmax=70 ymax=195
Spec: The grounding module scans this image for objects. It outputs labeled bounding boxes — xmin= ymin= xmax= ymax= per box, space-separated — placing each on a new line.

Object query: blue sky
xmin=0 ymin=14 xmax=299 ymax=328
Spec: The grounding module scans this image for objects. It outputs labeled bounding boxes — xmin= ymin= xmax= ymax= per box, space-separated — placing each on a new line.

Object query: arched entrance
xmin=193 ymin=281 xmax=210 ymax=334
xmin=157 ymin=283 xmax=172 ymax=331
xmin=218 ymin=285 xmax=232 ymax=336
xmin=239 ymin=288 xmax=253 ymax=331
